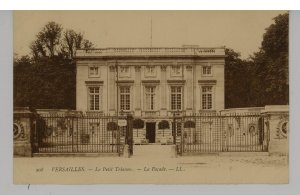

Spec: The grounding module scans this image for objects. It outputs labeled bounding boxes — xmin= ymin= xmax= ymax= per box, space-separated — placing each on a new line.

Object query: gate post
xmin=126 ymin=114 xmax=134 ymax=157
xmin=261 ymin=105 xmax=289 ymax=155
xmin=13 ymin=107 xmax=35 ymax=157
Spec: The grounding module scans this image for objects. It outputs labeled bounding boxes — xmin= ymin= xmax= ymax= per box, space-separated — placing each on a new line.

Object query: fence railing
xmin=176 ymin=113 xmax=268 ymax=154
xmin=33 ymin=113 xmax=125 ymax=154
xmin=32 ymin=111 xmax=269 ymax=155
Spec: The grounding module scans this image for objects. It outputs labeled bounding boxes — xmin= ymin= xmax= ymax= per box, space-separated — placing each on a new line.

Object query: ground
xmin=14 ymin=145 xmax=288 ymax=184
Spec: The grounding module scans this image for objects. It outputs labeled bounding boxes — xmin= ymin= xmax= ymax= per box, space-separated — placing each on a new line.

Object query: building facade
xmin=76 ymin=47 xmax=225 ymax=144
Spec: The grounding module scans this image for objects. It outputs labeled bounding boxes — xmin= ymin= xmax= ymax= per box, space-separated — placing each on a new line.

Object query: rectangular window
xmin=171 ymin=65 xmax=181 ymax=76
xmin=145 ymin=86 xmax=156 ymax=110
xmin=202 ymin=86 xmax=213 ymax=110
xmin=89 ymin=87 xmax=101 ymax=111
xmin=120 ymin=86 xmax=130 ymax=111
xmin=89 ymin=66 xmax=100 ymax=77
xmin=202 ymin=66 xmax=212 ymax=76
xmin=171 ymin=86 xmax=182 ymax=110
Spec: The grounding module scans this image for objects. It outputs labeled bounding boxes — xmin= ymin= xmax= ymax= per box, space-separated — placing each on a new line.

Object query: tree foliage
xmin=225 ymin=13 xmax=289 ymax=108
xmin=14 ymin=21 xmax=94 ymax=109
xmin=61 ymin=29 xmax=94 ymax=59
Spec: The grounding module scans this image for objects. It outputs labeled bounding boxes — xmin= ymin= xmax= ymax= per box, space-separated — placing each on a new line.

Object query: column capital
xmin=161 ymin=65 xmax=167 ymax=71
xmin=109 ymin=65 xmax=115 ymax=72
xmin=135 ymin=66 xmax=141 ymax=72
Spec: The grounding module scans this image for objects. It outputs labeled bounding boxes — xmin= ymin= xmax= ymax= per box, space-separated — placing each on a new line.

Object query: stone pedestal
xmin=13 ymin=107 xmax=34 ymax=157
xmin=262 ymin=105 xmax=289 ymax=155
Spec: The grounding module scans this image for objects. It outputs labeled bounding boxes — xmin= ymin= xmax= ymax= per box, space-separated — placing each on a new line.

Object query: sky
xmin=14 ymin=11 xmax=286 ymax=59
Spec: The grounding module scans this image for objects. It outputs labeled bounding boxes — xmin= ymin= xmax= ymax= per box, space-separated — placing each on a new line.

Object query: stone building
xmin=75 ymin=46 xmax=225 ymax=144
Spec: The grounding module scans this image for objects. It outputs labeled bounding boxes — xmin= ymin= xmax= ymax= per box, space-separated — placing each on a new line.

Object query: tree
xmin=14 ymin=21 xmax=95 ymax=109
xmin=225 ymin=48 xmax=254 ymax=108
xmin=30 ymin=21 xmax=63 ymax=58
xmin=252 ymin=13 xmax=289 ymax=105
xmin=225 ymin=13 xmax=289 ymax=108
xmin=62 ymin=29 xmax=94 ymax=59
xmin=14 ymin=56 xmax=76 ymax=109
xmin=30 ymin=21 xmax=94 ymax=60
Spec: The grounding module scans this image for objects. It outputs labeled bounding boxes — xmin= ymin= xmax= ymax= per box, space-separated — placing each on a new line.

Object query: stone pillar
xmin=134 ymin=66 xmax=141 ymax=116
xmin=109 ymin=65 xmax=116 ymax=115
xmin=185 ymin=65 xmax=193 ymax=115
xmin=160 ymin=65 xmax=167 ymax=116
xmin=13 ymin=107 xmax=34 ymax=157
xmin=262 ymin=105 xmax=289 ymax=155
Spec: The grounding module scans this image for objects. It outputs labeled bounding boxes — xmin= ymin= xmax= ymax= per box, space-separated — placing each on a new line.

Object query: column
xmin=109 ymin=65 xmax=116 ymax=115
xmin=160 ymin=65 xmax=167 ymax=116
xmin=134 ymin=66 xmax=141 ymax=116
xmin=186 ymin=65 xmax=193 ymax=115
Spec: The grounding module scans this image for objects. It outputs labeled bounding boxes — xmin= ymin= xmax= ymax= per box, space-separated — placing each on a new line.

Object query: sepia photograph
xmin=13 ymin=11 xmax=289 ymax=184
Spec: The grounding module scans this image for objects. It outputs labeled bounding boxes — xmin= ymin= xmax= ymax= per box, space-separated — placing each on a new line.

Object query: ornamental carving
xmin=134 ymin=66 xmax=141 ymax=72
xmin=248 ymin=123 xmax=258 ymax=136
xmin=276 ymin=117 xmax=289 ymax=139
xmin=227 ymin=124 xmax=234 ymax=137
xmin=109 ymin=65 xmax=115 ymax=72
xmin=13 ymin=120 xmax=25 ymax=140
xmin=186 ymin=65 xmax=193 ymax=71
xmin=161 ymin=65 xmax=167 ymax=71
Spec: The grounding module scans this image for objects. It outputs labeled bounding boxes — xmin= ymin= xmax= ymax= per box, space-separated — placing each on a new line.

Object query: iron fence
xmin=177 ymin=113 xmax=268 ymax=154
xmin=33 ymin=112 xmax=125 ymax=154
xmin=32 ymin=111 xmax=268 ymax=155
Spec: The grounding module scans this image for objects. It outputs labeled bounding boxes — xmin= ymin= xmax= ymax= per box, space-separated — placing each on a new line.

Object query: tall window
xmin=202 ymin=66 xmax=212 ymax=76
xmin=202 ymin=86 xmax=213 ymax=110
xmin=145 ymin=86 xmax=156 ymax=110
xmin=120 ymin=86 xmax=130 ymax=111
xmin=89 ymin=87 xmax=101 ymax=111
xmin=171 ymin=86 xmax=182 ymax=110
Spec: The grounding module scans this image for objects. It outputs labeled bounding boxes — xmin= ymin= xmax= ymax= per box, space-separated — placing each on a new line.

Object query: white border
xmin=1 ymin=1 xmax=300 ymax=10
xmin=1 ymin=10 xmax=300 ymax=195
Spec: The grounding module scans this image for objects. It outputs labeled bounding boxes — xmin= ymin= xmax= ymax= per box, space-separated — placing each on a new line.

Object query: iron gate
xmin=177 ymin=113 xmax=268 ymax=154
xmin=33 ymin=112 xmax=126 ymax=154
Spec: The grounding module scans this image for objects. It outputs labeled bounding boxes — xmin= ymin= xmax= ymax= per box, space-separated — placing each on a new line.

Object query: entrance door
xmin=146 ymin=122 xmax=156 ymax=143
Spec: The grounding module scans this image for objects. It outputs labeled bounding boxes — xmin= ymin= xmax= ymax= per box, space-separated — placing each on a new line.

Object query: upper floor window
xmin=89 ymin=66 xmax=100 ymax=77
xmin=145 ymin=86 xmax=156 ymax=110
xmin=119 ymin=66 xmax=130 ymax=77
xmin=145 ymin=66 xmax=156 ymax=77
xmin=120 ymin=86 xmax=131 ymax=111
xmin=88 ymin=87 xmax=101 ymax=111
xmin=202 ymin=66 xmax=212 ymax=76
xmin=171 ymin=86 xmax=182 ymax=110
xmin=202 ymin=86 xmax=213 ymax=110
xmin=171 ymin=65 xmax=182 ymax=77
